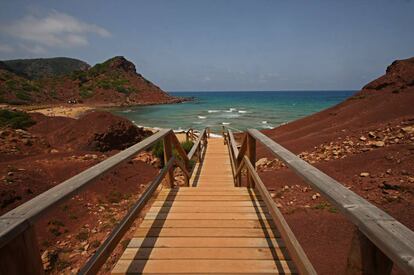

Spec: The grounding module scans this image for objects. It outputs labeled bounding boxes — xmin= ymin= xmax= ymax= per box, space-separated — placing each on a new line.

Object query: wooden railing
xmin=0 ymin=128 xmax=209 ymax=274
xmin=224 ymin=128 xmax=414 ymax=275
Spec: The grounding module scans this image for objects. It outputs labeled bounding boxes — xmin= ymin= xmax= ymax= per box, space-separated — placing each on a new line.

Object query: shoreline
xmin=0 ymin=96 xmax=192 ymax=119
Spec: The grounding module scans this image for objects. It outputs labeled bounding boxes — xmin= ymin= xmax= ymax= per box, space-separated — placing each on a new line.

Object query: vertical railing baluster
xmin=163 ymin=132 xmax=174 ymax=188
xmin=246 ymin=133 xmax=256 ymax=188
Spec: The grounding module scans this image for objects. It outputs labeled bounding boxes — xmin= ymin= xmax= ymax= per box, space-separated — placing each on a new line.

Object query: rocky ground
xmin=252 ymin=57 xmax=414 ymax=274
xmin=0 ymin=110 xmax=165 ymax=274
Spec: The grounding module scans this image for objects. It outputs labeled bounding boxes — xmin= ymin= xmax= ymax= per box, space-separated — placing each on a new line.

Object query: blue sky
xmin=0 ymin=0 xmax=413 ymax=91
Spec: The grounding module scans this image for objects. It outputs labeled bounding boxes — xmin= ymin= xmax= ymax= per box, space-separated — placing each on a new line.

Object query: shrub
xmin=15 ymin=90 xmax=31 ymax=101
xmin=181 ymin=140 xmax=194 ymax=153
xmin=79 ymin=86 xmax=94 ymax=98
xmin=0 ymin=110 xmax=35 ymax=129
xmin=151 ymin=139 xmax=195 ymax=167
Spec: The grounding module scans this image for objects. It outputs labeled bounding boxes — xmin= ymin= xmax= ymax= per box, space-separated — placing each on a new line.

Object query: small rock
xmin=311 ymin=193 xmax=321 ymax=200
xmin=359 ymin=136 xmax=367 ymax=141
xmin=270 ymin=192 xmax=276 ymax=198
xmin=368 ymin=131 xmax=376 ymax=138
xmin=401 ymin=126 xmax=414 ymax=134
xmin=256 ymin=158 xmax=269 ymax=168
xmin=360 ymin=172 xmax=370 ymax=177
xmin=372 ymin=141 xmax=385 ymax=147
xmin=386 ymin=169 xmax=392 ymax=174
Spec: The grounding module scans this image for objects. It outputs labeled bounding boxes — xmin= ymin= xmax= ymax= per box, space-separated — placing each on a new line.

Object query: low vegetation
xmin=152 ymin=139 xmax=194 ymax=167
xmin=0 ymin=109 xmax=35 ymax=129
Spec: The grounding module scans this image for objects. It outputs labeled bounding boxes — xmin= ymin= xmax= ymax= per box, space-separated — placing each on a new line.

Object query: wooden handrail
xmin=79 ymin=157 xmax=176 ymax=274
xmin=225 ymin=126 xmax=414 ymax=274
xmin=187 ymin=128 xmax=207 ymax=161
xmin=242 ymin=155 xmax=317 ymax=275
xmin=246 ymin=128 xmax=414 ymax=274
xmin=0 ymin=127 xmax=210 ymax=274
xmin=0 ymin=128 xmax=171 ymax=248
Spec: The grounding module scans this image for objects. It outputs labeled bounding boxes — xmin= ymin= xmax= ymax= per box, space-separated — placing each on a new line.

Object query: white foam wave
xmin=122 ymin=109 xmax=132 ymax=113
xmin=209 ymin=133 xmax=222 ymax=138
xmin=222 ymin=122 xmax=230 ymax=125
xmin=262 ymin=121 xmax=268 ymax=124
xmin=238 ymin=110 xmax=247 ymax=113
xmin=198 ymin=116 xmax=207 ymax=119
xmin=208 ymin=110 xmax=220 ymax=113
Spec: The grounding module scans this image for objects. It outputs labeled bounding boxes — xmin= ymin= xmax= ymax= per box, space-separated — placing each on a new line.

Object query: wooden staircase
xmin=112 ymin=138 xmax=296 ymax=274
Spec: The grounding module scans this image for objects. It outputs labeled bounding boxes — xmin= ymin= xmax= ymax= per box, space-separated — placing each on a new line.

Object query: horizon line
xmin=168 ymin=89 xmax=358 ymax=92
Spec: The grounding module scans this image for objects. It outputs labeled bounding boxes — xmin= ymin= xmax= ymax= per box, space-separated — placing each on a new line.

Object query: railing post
xmin=346 ymin=229 xmax=393 ymax=275
xmin=246 ymin=133 xmax=256 ymax=188
xmin=0 ymin=224 xmax=44 ymax=274
xmin=163 ymin=132 xmax=174 ymax=188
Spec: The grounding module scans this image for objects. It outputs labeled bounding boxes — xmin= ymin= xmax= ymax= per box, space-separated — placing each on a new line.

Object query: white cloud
xmin=0 ymin=10 xmax=110 ymax=50
xmin=0 ymin=43 xmax=14 ymax=53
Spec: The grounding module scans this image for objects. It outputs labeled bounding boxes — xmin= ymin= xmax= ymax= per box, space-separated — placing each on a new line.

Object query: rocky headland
xmin=0 ymin=56 xmax=187 ymax=106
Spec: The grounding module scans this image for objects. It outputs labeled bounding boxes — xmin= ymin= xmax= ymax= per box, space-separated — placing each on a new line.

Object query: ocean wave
xmin=198 ymin=116 xmax=207 ymax=119
xmin=121 ymin=109 xmax=132 ymax=113
xmin=222 ymin=122 xmax=231 ymax=125
xmin=238 ymin=110 xmax=247 ymax=113
xmin=193 ymin=121 xmax=202 ymax=124
xmin=262 ymin=121 xmax=268 ymax=124
xmin=209 ymin=133 xmax=222 ymax=138
xmin=224 ymin=108 xmax=237 ymax=113
xmin=208 ymin=110 xmax=220 ymax=113
xmin=220 ymin=113 xmax=240 ymax=119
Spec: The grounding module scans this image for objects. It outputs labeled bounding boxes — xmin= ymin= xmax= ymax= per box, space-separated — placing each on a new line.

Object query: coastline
xmin=0 ymin=95 xmax=192 ymax=119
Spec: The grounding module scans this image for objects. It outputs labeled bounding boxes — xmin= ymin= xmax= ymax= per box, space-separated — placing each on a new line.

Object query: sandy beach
xmin=26 ymin=105 xmax=95 ymax=119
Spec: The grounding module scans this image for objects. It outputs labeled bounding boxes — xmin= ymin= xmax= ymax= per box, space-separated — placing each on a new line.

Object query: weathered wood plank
xmin=139 ymin=219 xmax=276 ymax=229
xmin=143 ymin=212 xmax=272 ymax=220
xmin=112 ymin=259 xmax=296 ymax=274
xmin=120 ymin=247 xmax=289 ymax=260
xmin=127 ymin=237 xmax=285 ymax=248
xmin=155 ymin=195 xmax=262 ymax=201
xmin=134 ymin=227 xmax=280 ymax=238
xmin=0 ymin=225 xmax=44 ymax=275
xmin=147 ymin=206 xmax=268 ymax=213
xmin=151 ymin=200 xmax=267 ymax=207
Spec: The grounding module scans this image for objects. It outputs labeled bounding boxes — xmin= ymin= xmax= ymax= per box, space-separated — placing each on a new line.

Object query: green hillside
xmin=2 ymin=57 xmax=90 ymax=79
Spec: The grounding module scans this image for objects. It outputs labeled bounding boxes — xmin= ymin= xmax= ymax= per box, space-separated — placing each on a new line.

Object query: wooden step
xmin=127 ymin=237 xmax=285 ymax=248
xmin=139 ymin=219 xmax=276 ymax=229
xmin=120 ymin=247 xmax=289 ymax=260
xmin=134 ymin=227 xmax=280 ymax=238
xmin=112 ymin=259 xmax=297 ymax=274
xmin=144 ymin=212 xmax=272 ymax=220
xmin=155 ymin=195 xmax=262 ymax=201
xmin=147 ymin=206 xmax=268 ymax=213
xmin=151 ymin=201 xmax=267 ymax=207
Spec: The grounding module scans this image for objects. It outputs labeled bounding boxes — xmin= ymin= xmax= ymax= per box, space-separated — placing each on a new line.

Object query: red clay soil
xmin=0 ymin=110 xmax=161 ymax=274
xmin=255 ymin=57 xmax=414 ymax=274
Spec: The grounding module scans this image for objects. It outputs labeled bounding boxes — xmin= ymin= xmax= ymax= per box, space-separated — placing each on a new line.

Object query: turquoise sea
xmin=111 ymin=91 xmax=356 ymax=133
